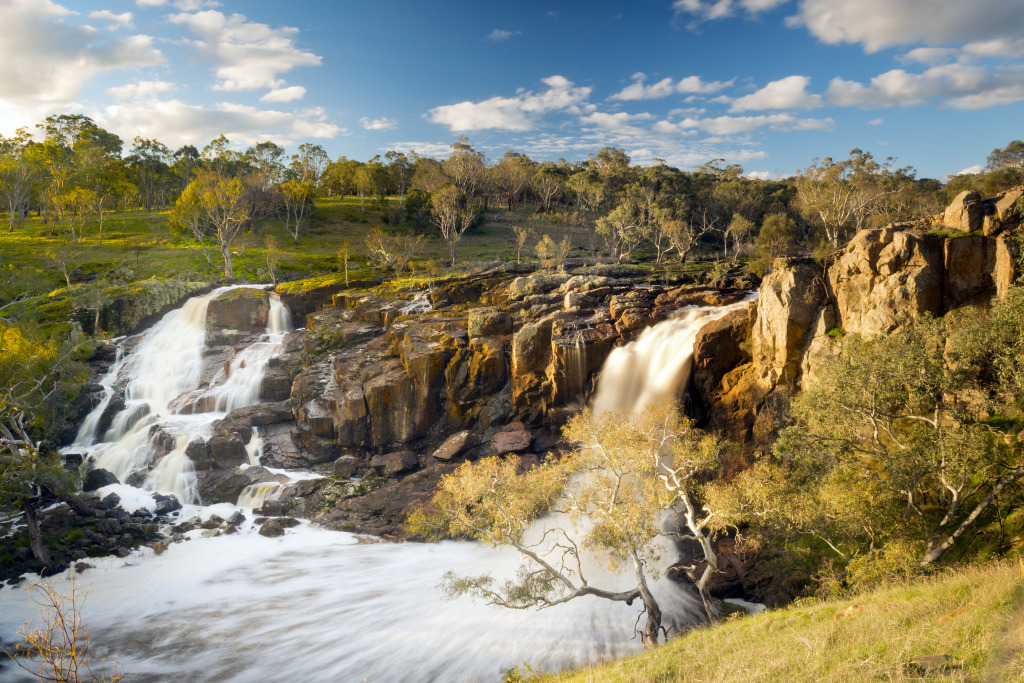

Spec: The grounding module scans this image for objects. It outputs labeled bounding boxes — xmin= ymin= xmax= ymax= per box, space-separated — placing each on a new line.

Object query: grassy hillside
xmin=548 ymin=561 xmax=1024 ymax=682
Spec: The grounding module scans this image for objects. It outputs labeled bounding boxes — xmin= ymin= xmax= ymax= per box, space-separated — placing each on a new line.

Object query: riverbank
xmin=548 ymin=560 xmax=1024 ymax=682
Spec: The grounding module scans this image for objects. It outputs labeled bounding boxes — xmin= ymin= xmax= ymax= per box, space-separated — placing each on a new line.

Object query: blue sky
xmin=1 ymin=0 xmax=1022 ymax=179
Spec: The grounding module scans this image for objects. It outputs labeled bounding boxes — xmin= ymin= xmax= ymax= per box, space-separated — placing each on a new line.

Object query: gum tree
xmin=411 ymin=402 xmax=724 ymax=646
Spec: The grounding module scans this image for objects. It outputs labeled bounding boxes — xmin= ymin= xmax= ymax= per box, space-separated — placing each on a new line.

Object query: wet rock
xmin=152 ymin=493 xmax=182 ymax=516
xmin=197 ymin=466 xmax=276 ymax=505
xmin=206 ymin=288 xmax=270 ymax=331
xmin=83 ymin=468 xmax=119 ymax=492
xmin=258 ymin=516 xmax=301 ymax=537
xmin=99 ymin=493 xmax=121 ymax=510
xmin=692 ymin=306 xmax=754 ymax=406
xmin=185 ymin=438 xmax=212 ymax=470
xmin=207 ymin=433 xmax=249 ymax=469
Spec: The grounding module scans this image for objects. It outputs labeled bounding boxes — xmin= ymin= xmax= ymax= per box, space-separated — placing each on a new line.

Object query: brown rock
xmin=332 ymin=455 xmax=359 ymax=478
xmin=370 ymin=450 xmax=418 ymax=477
xmin=207 ymin=433 xmax=249 ymax=469
xmin=206 ymin=289 xmax=270 ymax=331
xmin=994 ymin=187 xmax=1023 ymax=226
xmin=943 ymin=235 xmax=997 ymax=308
xmin=692 ymin=306 xmax=754 ymax=405
xmin=432 ymin=431 xmax=477 ymax=461
xmin=754 ymin=258 xmax=827 ymax=383
xmin=491 ymin=426 xmax=533 ymax=454
xmin=468 ymin=308 xmax=512 ymax=338
xmin=944 ymin=190 xmax=984 ymax=232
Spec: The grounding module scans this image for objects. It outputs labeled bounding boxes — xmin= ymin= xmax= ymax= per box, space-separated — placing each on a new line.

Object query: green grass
xmin=548 ymin=561 xmax=1024 ymax=682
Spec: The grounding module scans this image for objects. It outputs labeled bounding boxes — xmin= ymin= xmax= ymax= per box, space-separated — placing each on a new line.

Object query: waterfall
xmin=592 ymin=297 xmax=753 ymax=414
xmin=73 ymin=287 xmax=290 ymax=503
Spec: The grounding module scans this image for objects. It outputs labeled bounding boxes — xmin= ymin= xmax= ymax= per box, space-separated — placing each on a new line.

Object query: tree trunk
xmin=639 ymin=582 xmax=663 ymax=649
xmin=222 ymin=246 xmax=234 ymax=279
xmin=58 ymin=493 xmax=94 ymax=518
xmin=22 ymin=499 xmax=52 ymax=570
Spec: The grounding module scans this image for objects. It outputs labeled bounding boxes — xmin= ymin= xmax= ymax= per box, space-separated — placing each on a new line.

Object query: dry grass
xmin=549 ymin=561 xmax=1024 ymax=682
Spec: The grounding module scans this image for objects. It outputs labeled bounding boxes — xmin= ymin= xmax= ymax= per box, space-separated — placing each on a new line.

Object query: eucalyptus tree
xmin=411 ymin=402 xmax=725 ymax=641
xmin=170 ymin=170 xmax=251 ymax=278
xmin=128 ymin=136 xmax=171 ymax=211
xmin=0 ymin=128 xmax=35 ymax=231
xmin=431 ymin=184 xmax=474 ymax=266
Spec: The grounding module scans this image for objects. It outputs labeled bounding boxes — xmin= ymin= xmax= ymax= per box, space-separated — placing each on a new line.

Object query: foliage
xmin=2 ymin=571 xmax=127 ymax=682
xmin=364 ymin=226 xmax=424 ymax=274
xmin=411 ymin=402 xmax=724 ymax=642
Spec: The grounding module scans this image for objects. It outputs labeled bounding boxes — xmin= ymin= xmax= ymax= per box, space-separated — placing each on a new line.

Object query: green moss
xmin=826 ymin=327 xmax=847 ymax=338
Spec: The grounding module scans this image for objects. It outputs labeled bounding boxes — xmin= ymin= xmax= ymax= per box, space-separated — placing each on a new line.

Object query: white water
xmin=592 ymin=296 xmax=754 ymax=414
xmin=0 ymin=523 xmax=699 ymax=683
xmin=0 ymin=287 xmax=755 ymax=682
xmin=70 ymin=288 xmax=294 ymax=503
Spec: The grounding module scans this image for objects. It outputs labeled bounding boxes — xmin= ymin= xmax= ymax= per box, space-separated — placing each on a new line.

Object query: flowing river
xmin=0 ymin=287 xmax=751 ymax=682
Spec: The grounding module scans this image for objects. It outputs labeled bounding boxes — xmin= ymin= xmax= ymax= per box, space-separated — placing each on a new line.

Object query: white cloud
xmin=655 ymin=112 xmax=833 ymax=135
xmin=610 ymin=72 xmax=733 ymax=100
xmin=746 ymin=170 xmax=773 ymax=179
xmin=136 ymin=0 xmax=220 ymax=8
xmin=360 ymin=117 xmax=397 ymax=131
xmin=579 ymin=111 xmax=654 ymax=134
xmin=168 ymin=10 xmax=321 ymax=91
xmin=427 ymin=75 xmax=592 ymax=131
xmin=673 ymin=0 xmax=789 ymax=24
xmin=0 ymin=0 xmax=163 ymax=119
xmin=484 ymin=29 xmax=521 ymax=42
xmin=825 ymin=64 xmax=1024 ymax=109
xmin=957 ymin=164 xmax=984 ymax=175
xmin=106 ymin=80 xmax=176 ymax=100
xmin=730 ymin=75 xmax=822 ymax=111
xmin=96 ymin=98 xmax=342 ymax=148
xmin=899 ymin=47 xmax=958 ymax=65
xmin=790 ymin=0 xmax=1024 ymax=53
xmin=260 ymin=86 xmax=306 ymax=103
xmin=89 ymin=10 xmax=133 ymax=30
xmin=384 ymin=141 xmax=453 ymax=158
xmin=866 ymin=118 xmax=884 ymax=125
xmin=964 ymin=37 xmax=1024 ymax=59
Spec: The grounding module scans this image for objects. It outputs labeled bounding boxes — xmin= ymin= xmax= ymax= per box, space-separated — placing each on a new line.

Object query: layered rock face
xmin=692 ymin=189 xmax=1023 ymax=452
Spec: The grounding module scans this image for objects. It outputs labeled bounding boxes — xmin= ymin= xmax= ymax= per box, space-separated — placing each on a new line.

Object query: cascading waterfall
xmin=592 ymin=296 xmax=755 ymax=414
xmin=0 ymin=288 xmax=758 ymax=683
xmin=71 ymin=287 xmax=293 ymax=503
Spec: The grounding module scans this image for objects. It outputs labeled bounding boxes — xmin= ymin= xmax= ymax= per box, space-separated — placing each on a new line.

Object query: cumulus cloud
xmin=168 ymin=10 xmax=321 ymax=91
xmin=610 ymin=72 xmax=734 ymax=100
xmin=580 ymin=111 xmax=654 ymax=134
xmin=730 ymin=75 xmax=822 ymax=111
xmin=825 ymin=63 xmax=1024 ymax=109
xmin=96 ymin=97 xmax=341 ymax=148
xmin=89 ymin=10 xmax=133 ymax=30
xmin=790 ymin=0 xmax=1024 ymax=53
xmin=427 ymin=75 xmax=592 ymax=131
xmin=957 ymin=164 xmax=985 ymax=175
xmin=484 ymin=29 xmax=521 ymax=42
xmin=360 ymin=117 xmax=397 ymax=131
xmin=746 ymin=170 xmax=774 ymax=179
xmin=106 ymin=80 xmax=176 ymax=100
xmin=0 ymin=0 xmax=163 ymax=117
xmin=260 ymin=86 xmax=306 ymax=103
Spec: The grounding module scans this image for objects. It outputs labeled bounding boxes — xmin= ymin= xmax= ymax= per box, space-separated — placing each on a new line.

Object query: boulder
xmin=432 ymin=430 xmax=477 ymax=461
xmin=83 ymin=468 xmax=119 ymax=492
xmin=944 ymin=190 xmax=984 ymax=232
xmin=943 ymin=235 xmax=998 ymax=308
xmin=508 ymin=273 xmax=569 ymax=298
xmin=185 ymin=437 xmax=212 ymax=470
xmin=994 ymin=188 xmax=1023 ymax=226
xmin=258 ymin=516 xmax=301 ymax=537
xmin=207 ymin=433 xmax=250 ymax=469
xmin=491 ymin=423 xmax=533 ymax=454
xmin=332 ymin=455 xmax=360 ymax=479
xmin=198 ymin=466 xmax=276 ymax=505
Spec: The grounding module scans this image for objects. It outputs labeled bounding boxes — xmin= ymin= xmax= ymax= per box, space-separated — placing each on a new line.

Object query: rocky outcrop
xmin=693 ymin=191 xmax=1023 ymax=452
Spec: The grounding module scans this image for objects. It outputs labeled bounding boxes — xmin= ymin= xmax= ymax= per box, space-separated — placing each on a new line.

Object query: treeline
xmin=3 ymin=114 xmax=1023 ymax=278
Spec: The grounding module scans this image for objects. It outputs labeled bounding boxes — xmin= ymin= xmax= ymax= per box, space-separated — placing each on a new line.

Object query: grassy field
xmin=547 ymin=561 xmax=1024 ymax=682
xmin=0 ymin=196 xmax=606 ymax=293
